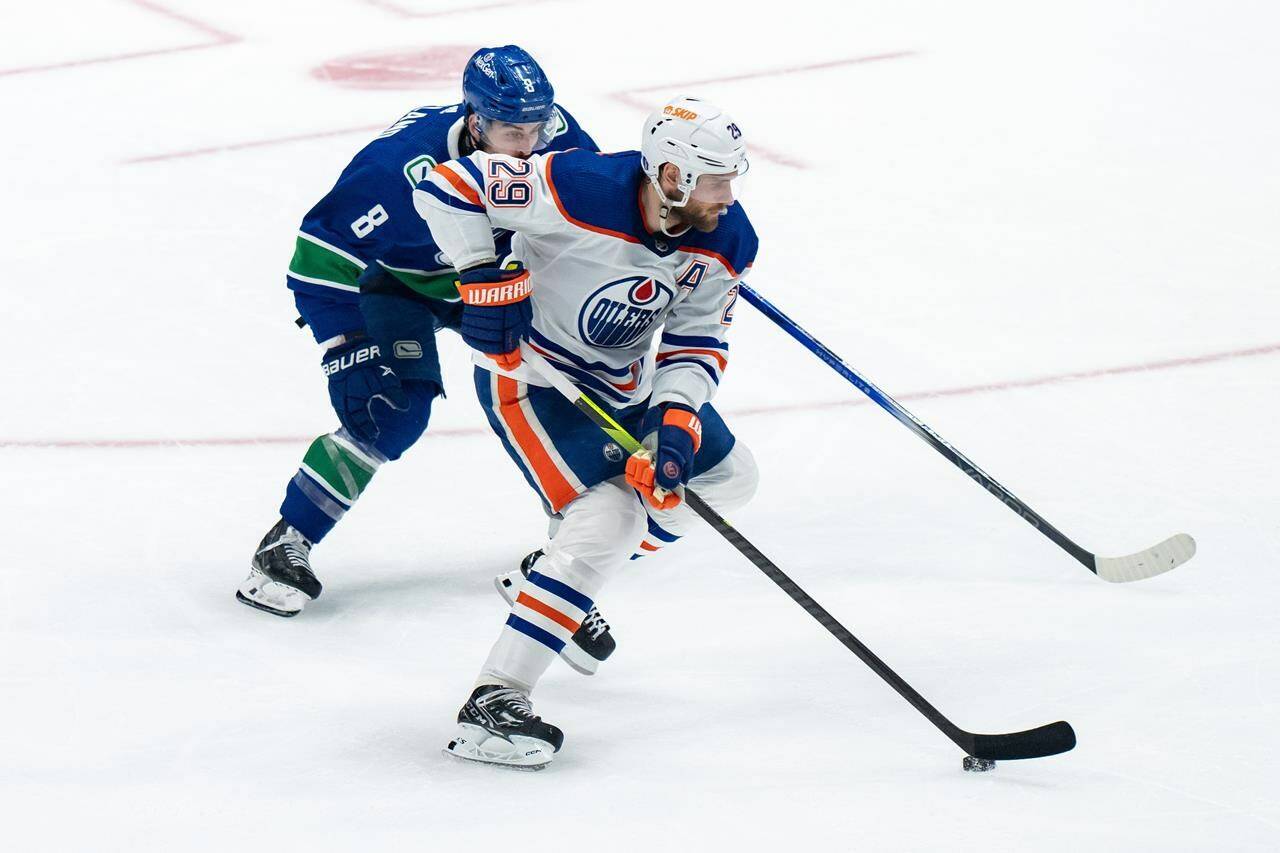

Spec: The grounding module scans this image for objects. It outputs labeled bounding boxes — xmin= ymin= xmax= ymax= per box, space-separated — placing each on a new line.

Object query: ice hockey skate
xmin=235 ymin=519 xmax=321 ymax=617
xmin=495 ymin=550 xmax=617 ymax=675
xmin=444 ymin=685 xmax=563 ymax=771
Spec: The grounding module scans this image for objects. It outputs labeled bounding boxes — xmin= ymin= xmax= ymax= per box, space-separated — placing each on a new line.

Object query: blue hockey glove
xmin=626 ymin=403 xmax=703 ymax=510
xmin=456 ymin=262 xmax=533 ymax=370
xmin=321 ymin=335 xmax=410 ymax=443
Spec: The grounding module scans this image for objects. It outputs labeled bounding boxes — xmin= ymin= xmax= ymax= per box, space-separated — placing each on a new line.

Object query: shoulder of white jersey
xmin=535 ymin=148 xmax=755 ymax=276
xmin=420 ymin=144 xmax=557 ymax=217
xmin=540 ymin=148 xmax=643 ymax=232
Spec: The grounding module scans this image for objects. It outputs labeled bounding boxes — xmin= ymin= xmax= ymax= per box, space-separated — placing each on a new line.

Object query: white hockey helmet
xmin=640 ymin=96 xmax=749 ymax=212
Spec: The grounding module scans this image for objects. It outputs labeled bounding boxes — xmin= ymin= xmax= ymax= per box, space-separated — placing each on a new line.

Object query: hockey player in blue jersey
xmin=417 ymin=96 xmax=760 ymax=768
xmin=237 ymin=45 xmax=617 ymax=675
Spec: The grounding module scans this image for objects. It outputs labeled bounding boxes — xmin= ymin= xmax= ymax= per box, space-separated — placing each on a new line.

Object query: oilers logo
xmin=578 ymin=275 xmax=674 ymax=348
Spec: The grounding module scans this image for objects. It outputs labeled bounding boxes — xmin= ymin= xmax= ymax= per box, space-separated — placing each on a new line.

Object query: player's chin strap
xmin=656 ymin=204 xmax=681 ymax=238
xmin=648 ymin=175 xmax=693 ymax=239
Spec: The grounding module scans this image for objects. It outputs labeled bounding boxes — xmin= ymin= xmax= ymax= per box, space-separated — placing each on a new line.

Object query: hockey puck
xmin=963 ymin=756 xmax=996 ymax=772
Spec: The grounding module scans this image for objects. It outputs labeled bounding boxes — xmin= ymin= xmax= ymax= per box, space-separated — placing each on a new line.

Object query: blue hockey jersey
xmin=286 ymin=103 xmax=598 ymax=341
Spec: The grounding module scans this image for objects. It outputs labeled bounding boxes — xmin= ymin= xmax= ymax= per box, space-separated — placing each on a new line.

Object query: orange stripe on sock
xmin=516 ymin=591 xmax=581 ymax=632
xmin=432 ymin=163 xmax=483 ymax=208
xmin=495 ymin=376 xmax=581 ymax=512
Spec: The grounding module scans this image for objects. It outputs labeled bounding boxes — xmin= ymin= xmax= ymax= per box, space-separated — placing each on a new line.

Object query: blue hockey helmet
xmin=462 ymin=45 xmax=557 ymax=151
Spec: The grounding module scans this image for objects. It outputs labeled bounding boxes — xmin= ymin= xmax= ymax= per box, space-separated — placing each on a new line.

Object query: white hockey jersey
xmin=414 ymin=148 xmax=757 ymax=411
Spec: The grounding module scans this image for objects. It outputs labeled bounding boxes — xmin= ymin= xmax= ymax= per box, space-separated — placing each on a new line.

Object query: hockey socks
xmin=479 ymin=568 xmax=595 ymax=694
xmin=281 ymin=432 xmax=385 ymax=543
xmin=495 ymin=550 xmax=617 ymax=675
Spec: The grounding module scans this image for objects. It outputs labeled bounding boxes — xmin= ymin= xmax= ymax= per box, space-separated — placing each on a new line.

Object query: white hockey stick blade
xmin=1094 ymin=533 xmax=1196 ymax=583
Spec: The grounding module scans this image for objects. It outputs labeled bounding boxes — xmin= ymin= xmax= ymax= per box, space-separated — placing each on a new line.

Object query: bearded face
xmin=661 ymin=168 xmax=737 ymax=233
xmin=679 ymin=196 xmax=731 ymax=232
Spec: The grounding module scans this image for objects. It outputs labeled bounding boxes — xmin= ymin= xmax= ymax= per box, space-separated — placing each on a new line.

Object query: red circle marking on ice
xmin=312 ymin=45 xmax=476 ymax=91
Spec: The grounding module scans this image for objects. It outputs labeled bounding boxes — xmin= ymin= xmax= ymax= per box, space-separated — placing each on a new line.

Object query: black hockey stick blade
xmin=962 ymin=720 xmax=1076 ymax=761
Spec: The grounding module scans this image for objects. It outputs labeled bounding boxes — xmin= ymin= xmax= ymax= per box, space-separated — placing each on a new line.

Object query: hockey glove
xmin=457 ymin=262 xmax=533 ymax=371
xmin=626 ymin=403 xmax=702 ymax=510
xmin=322 ymin=335 xmax=410 ymax=443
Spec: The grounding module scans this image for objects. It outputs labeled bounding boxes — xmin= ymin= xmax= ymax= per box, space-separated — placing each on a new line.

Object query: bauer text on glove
xmin=322 ymin=336 xmax=411 ymax=443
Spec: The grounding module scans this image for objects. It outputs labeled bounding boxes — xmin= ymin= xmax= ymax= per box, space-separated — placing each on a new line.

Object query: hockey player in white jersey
xmin=416 ymin=96 xmax=760 ymax=768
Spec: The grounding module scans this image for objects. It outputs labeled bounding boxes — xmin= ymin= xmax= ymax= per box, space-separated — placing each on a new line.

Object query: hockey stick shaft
xmin=520 ymin=346 xmax=1075 ymax=761
xmin=740 ymin=284 xmax=1204 ymax=580
xmin=738 ymin=283 xmax=1094 ymax=568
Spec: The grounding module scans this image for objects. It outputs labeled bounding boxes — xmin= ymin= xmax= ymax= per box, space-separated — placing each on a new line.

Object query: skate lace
xmin=489 ymin=689 xmax=536 ymax=722
xmin=265 ymin=526 xmax=312 ymax=569
xmin=581 ymin=607 xmax=609 ymax=640
xmin=283 ymin=541 xmax=310 ymax=569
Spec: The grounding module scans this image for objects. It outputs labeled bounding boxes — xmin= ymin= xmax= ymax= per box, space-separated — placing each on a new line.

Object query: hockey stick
xmin=738 ymin=283 xmax=1195 ymax=583
xmin=521 ymin=346 xmax=1076 ymax=763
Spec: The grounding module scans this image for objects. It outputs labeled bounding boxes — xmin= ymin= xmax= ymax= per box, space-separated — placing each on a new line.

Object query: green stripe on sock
xmin=289 ymin=236 xmax=363 ymax=288
xmin=301 ymin=435 xmax=377 ymax=502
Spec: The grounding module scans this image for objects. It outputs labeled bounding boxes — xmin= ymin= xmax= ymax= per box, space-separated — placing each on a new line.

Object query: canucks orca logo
xmin=579 ymin=275 xmax=674 ymax=348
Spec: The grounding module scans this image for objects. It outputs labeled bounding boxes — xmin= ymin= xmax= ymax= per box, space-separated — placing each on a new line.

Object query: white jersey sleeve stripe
xmin=432 ymin=162 xmax=484 ymax=206
xmin=422 ymin=171 xmax=485 ymax=214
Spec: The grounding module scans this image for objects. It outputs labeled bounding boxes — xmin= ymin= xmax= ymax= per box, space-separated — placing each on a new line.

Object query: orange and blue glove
xmin=626 ymin=403 xmax=703 ymax=510
xmin=456 ymin=262 xmax=532 ymax=370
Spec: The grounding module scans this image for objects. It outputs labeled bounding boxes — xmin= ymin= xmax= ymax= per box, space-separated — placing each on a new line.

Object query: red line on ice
xmin=607 ymin=51 xmax=917 ymax=169
xmin=0 ymin=424 xmax=488 ymax=450
xmin=357 ymin=0 xmax=551 ymax=18
xmin=127 ymin=0 xmax=238 ymax=41
xmin=623 ymin=51 xmax=918 ymax=93
xmin=6 ymin=341 xmax=1276 ymax=450
xmin=0 ymin=0 xmax=238 ymax=78
xmin=121 ymin=49 xmax=914 ymax=165
xmin=122 ymin=123 xmax=387 ymax=164
xmin=607 ymin=90 xmax=807 ymax=170
xmin=732 ymin=341 xmax=1280 ymax=418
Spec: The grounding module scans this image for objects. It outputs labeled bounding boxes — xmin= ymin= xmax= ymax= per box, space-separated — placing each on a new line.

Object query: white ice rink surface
xmin=3 ymin=1 xmax=1279 ymax=850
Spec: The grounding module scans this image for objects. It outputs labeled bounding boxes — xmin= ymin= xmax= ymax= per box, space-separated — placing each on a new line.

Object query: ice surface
xmin=2 ymin=1 xmax=1279 ymax=851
